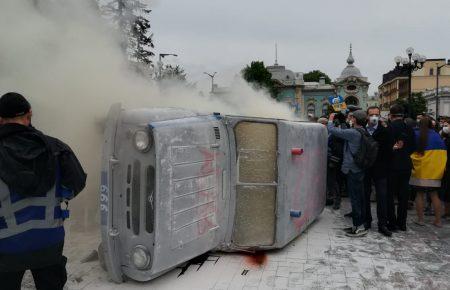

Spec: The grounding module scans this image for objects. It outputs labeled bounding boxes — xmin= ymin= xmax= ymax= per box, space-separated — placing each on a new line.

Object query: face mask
xmin=348 ymin=120 xmax=354 ymax=127
xmin=369 ymin=116 xmax=379 ymax=126
xmin=443 ymin=127 xmax=450 ymax=134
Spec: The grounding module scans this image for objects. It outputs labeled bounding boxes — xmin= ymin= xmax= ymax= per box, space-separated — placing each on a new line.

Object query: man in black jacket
xmin=363 ymin=106 xmax=393 ymax=237
xmin=0 ymin=92 xmax=86 ymax=290
xmin=327 ymin=115 xmax=346 ymax=210
xmin=387 ymin=104 xmax=416 ymax=231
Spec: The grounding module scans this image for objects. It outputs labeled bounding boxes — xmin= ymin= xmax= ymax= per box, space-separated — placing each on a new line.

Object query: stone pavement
xmin=22 ymin=199 xmax=450 ymax=289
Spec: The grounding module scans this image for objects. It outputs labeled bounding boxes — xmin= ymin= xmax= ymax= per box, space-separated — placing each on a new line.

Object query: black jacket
xmin=388 ymin=119 xmax=416 ymax=172
xmin=0 ymin=124 xmax=86 ymax=271
xmin=366 ymin=123 xmax=392 ymax=179
xmin=0 ymin=123 xmax=86 ymax=198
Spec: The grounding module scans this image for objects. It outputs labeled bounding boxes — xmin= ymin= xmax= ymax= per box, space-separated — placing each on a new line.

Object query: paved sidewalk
xmin=22 ymin=199 xmax=450 ymax=289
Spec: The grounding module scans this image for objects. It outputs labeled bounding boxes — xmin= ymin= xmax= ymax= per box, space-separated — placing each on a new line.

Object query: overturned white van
xmin=99 ymin=104 xmax=327 ymax=283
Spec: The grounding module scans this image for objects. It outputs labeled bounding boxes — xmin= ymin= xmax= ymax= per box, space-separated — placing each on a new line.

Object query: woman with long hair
xmin=410 ymin=117 xmax=447 ymax=227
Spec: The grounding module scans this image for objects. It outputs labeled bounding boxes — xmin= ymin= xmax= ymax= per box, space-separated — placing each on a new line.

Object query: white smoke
xmin=0 ymin=0 xmax=296 ymax=231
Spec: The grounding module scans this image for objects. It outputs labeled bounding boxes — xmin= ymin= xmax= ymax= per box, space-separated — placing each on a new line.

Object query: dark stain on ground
xmin=177 ymin=253 xmax=220 ymax=277
xmin=244 ymin=251 xmax=268 ymax=268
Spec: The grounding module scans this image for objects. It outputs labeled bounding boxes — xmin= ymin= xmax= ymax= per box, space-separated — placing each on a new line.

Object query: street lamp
xmin=158 ymin=53 xmax=178 ymax=79
xmin=204 ymin=72 xmax=217 ymax=93
xmin=435 ymin=59 xmax=450 ymax=118
xmin=394 ymin=47 xmax=426 ymax=117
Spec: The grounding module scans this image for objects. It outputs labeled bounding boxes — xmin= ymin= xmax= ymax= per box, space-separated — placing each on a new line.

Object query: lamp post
xmin=204 ymin=72 xmax=217 ymax=93
xmin=435 ymin=59 xmax=450 ymax=119
xmin=394 ymin=47 xmax=426 ymax=117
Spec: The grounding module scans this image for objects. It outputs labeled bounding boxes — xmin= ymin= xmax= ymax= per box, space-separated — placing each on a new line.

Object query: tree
xmin=303 ymin=70 xmax=332 ymax=84
xmin=395 ymin=92 xmax=427 ymax=118
xmin=100 ymin=0 xmax=155 ymax=66
xmin=241 ymin=61 xmax=278 ymax=98
xmin=159 ymin=65 xmax=187 ymax=82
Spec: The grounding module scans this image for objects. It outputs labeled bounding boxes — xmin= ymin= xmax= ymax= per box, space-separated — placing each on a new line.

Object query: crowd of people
xmin=319 ymin=104 xmax=450 ymax=238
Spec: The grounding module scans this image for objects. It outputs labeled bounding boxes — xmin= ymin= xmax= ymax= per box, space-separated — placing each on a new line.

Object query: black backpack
xmin=352 ymin=128 xmax=379 ymax=170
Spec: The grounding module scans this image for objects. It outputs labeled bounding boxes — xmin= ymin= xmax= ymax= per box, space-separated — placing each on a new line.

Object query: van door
xmin=230 ymin=121 xmax=278 ymax=247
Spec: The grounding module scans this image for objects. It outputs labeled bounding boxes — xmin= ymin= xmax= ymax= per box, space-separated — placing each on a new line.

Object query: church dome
xmin=339 ymin=44 xmax=363 ymax=79
xmin=340 ymin=64 xmax=363 ymax=79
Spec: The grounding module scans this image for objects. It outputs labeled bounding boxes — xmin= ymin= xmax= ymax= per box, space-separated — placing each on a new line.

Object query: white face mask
xmin=443 ymin=127 xmax=450 ymax=134
xmin=369 ymin=116 xmax=379 ymax=126
xmin=348 ymin=120 xmax=354 ymax=127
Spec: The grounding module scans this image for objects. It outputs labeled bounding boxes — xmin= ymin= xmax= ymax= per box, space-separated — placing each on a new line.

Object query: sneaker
xmin=413 ymin=220 xmax=425 ymax=226
xmin=342 ymin=226 xmax=353 ymax=233
xmin=345 ymin=227 xmax=368 ymax=237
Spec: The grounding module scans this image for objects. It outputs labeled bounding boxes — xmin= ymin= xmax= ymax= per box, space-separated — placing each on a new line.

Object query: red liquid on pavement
xmin=244 ymin=252 xmax=268 ymax=268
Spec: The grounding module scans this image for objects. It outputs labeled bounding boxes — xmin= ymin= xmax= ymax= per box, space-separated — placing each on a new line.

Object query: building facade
xmin=267 ymin=46 xmax=370 ymax=118
xmin=302 ymin=78 xmax=335 ymax=118
xmin=423 ymin=86 xmax=450 ymax=118
xmin=366 ymin=93 xmax=380 ymax=108
xmin=267 ymin=62 xmax=304 ymax=117
xmin=378 ymin=59 xmax=450 ymax=109
xmin=334 ymin=46 xmax=370 ymax=109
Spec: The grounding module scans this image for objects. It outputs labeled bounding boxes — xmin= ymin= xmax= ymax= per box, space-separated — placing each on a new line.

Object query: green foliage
xmin=395 ymin=92 xmax=427 ymax=118
xmin=241 ymin=61 xmax=278 ymax=98
xmin=303 ymin=70 xmax=332 ymax=84
xmin=159 ymin=65 xmax=187 ymax=82
xmin=100 ymin=0 xmax=154 ymax=66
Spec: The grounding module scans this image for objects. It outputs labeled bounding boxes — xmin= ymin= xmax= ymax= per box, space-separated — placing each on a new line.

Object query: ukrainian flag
xmin=411 ymin=130 xmax=447 ymax=187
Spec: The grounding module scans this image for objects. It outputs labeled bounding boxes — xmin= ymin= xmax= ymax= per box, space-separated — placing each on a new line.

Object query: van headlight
xmin=131 ymin=245 xmax=151 ymax=270
xmin=133 ymin=130 xmax=152 ymax=152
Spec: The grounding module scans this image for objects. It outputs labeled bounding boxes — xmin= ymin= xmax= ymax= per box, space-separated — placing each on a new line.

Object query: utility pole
xmin=275 ymin=43 xmax=278 ymax=65
xmin=204 ymin=72 xmax=217 ymax=93
xmin=435 ymin=60 xmax=450 ymax=118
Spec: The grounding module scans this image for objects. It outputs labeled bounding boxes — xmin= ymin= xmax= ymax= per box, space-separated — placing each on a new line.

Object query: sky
xmin=150 ymin=0 xmax=450 ymax=94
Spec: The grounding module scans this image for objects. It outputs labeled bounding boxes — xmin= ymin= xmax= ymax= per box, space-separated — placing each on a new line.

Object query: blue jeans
xmin=347 ymin=170 xmax=365 ymax=227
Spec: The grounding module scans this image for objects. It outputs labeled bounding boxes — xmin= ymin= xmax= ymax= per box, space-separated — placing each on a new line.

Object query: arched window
xmin=345 ymin=96 xmax=359 ymax=106
xmin=307 ymin=103 xmax=316 ymax=117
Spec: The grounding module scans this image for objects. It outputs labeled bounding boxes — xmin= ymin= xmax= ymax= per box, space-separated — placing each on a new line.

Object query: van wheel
xmin=98 ymin=243 xmax=107 ymax=271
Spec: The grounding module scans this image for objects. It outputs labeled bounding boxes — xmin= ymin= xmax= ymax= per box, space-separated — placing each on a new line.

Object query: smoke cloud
xmin=0 ymin=0 xmax=296 ymax=231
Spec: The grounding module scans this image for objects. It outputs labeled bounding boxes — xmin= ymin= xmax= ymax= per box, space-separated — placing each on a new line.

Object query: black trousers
xmin=0 ymin=257 xmax=67 ymax=290
xmin=327 ymin=165 xmax=341 ymax=206
xmin=388 ymin=170 xmax=411 ymax=228
xmin=364 ymin=174 xmax=389 ymax=228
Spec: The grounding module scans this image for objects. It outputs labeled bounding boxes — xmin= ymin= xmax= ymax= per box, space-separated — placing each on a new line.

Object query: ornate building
xmin=266 ymin=61 xmax=304 ymax=116
xmin=335 ymin=45 xmax=370 ymax=109
xmin=266 ymin=45 xmax=370 ymax=118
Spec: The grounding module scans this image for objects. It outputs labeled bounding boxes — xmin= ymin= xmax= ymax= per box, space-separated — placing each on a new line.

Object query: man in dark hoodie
xmin=387 ymin=104 xmax=415 ymax=232
xmin=0 ymin=92 xmax=86 ymax=290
